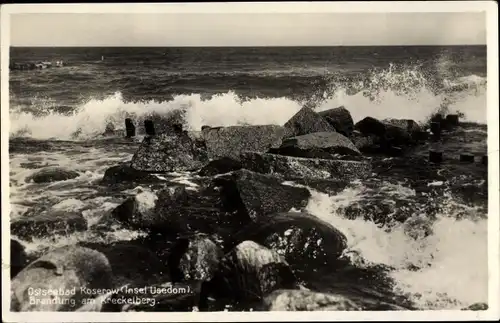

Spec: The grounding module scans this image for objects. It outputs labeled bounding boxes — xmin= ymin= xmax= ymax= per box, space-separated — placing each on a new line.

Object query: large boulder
xmin=212 ymin=241 xmax=297 ymax=302
xmin=261 ymin=289 xmax=409 ymax=311
xmin=198 ymin=157 xmax=243 ymax=177
xmin=101 ymin=163 xmax=163 ymax=185
xmin=213 ymin=169 xmax=311 ymax=221
xmin=11 ymin=211 xmax=87 ymax=241
xmin=11 ymin=246 xmax=113 ymax=311
xmin=354 ymin=117 xmax=419 ymax=151
xmin=318 ymin=106 xmax=354 ymax=137
xmin=202 ymin=125 xmax=285 ymax=160
xmin=25 ymin=167 xmax=79 ymax=183
xmin=11 ymin=239 xmax=28 ymax=278
xmin=240 ymin=152 xmax=372 ymax=180
xmin=130 ymin=132 xmax=208 ymax=172
xmin=233 ymin=212 xmax=348 ymax=271
xmin=283 ymin=107 xmax=336 ymax=138
xmin=270 ymin=132 xmax=361 ymax=159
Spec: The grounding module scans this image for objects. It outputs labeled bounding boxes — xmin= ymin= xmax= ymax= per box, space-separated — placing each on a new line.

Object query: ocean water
xmin=8 ymin=45 xmax=488 ymax=310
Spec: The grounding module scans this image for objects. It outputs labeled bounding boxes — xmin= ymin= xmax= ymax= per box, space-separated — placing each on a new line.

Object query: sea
xmin=8 ymin=45 xmax=488 ymax=310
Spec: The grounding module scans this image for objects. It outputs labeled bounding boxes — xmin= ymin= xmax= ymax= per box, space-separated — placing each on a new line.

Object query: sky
xmin=9 ymin=11 xmax=487 ymax=47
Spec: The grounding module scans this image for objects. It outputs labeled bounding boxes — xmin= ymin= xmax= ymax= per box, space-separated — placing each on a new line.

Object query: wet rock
xmin=11 ymin=246 xmax=113 ymax=311
xmin=240 ymin=151 xmax=372 ymax=180
xmin=11 ymin=239 xmax=28 ymax=278
xmin=109 ymin=189 xmax=158 ymax=229
xmin=177 ymin=236 xmax=224 ymax=282
xmin=77 ymin=241 xmax=169 ymax=287
xmin=11 ymin=211 xmax=88 ymax=241
xmin=233 ymin=212 xmax=348 ymax=271
xmin=462 ymin=302 xmax=488 ymax=311
xmin=354 ymin=117 xmax=415 ymax=151
xmin=213 ymin=241 xmax=297 ymax=302
xmin=101 ymin=163 xmax=164 ymax=185
xmin=213 ymin=169 xmax=311 ymax=221
xmin=198 ymin=157 xmax=243 ymax=176
xmin=261 ymin=289 xmax=409 ymax=311
xmin=143 ymin=110 xmax=186 ymax=136
xmin=318 ymin=106 xmax=355 ymax=137
xmin=284 ymin=178 xmax=351 ymax=195
xmin=202 ymin=125 xmax=285 ymax=160
xmin=284 ymin=107 xmax=336 ymax=138
xmin=270 ymin=132 xmax=361 ymax=159
xmin=25 ymin=167 xmax=79 ymax=183
xmin=130 ymin=133 xmax=209 ymax=172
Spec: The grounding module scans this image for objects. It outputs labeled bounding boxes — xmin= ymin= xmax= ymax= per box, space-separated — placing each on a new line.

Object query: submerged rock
xmin=11 ymin=246 xmax=113 ymax=311
xmin=240 ymin=151 xmax=372 ymax=180
xmin=130 ymin=133 xmax=208 ymax=172
xmin=318 ymin=106 xmax=355 ymax=137
xmin=261 ymin=289 xmax=409 ymax=311
xmin=25 ymin=167 xmax=79 ymax=183
xmin=283 ymin=107 xmax=336 ymax=138
xmin=202 ymin=125 xmax=285 ymax=160
xmin=233 ymin=212 xmax=348 ymax=270
xmin=101 ymin=163 xmax=163 ymax=185
xmin=213 ymin=169 xmax=311 ymax=221
xmin=198 ymin=157 xmax=243 ymax=176
xmin=271 ymin=132 xmax=361 ymax=159
xmin=11 ymin=239 xmax=28 ymax=278
xmin=213 ymin=241 xmax=297 ymax=302
xmin=11 ymin=211 xmax=87 ymax=241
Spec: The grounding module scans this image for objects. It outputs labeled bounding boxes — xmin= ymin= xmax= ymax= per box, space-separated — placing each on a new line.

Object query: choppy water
xmin=8 ymin=45 xmax=488 ymax=310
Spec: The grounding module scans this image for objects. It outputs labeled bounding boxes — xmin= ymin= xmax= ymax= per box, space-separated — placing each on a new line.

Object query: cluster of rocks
xmin=11 ymin=106 xmax=470 ymax=312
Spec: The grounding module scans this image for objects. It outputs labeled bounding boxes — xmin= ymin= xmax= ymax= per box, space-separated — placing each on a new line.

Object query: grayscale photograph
xmin=2 ymin=2 xmax=497 ymax=319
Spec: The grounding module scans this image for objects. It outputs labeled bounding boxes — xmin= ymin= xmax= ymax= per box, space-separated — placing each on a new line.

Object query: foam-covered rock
xmin=11 ymin=211 xmax=87 ymax=241
xmin=11 ymin=246 xmax=113 ymax=311
xmin=213 ymin=241 xmax=297 ymax=302
xmin=284 ymin=107 xmax=336 ymax=138
xmin=25 ymin=167 xmax=79 ymax=183
xmin=130 ymin=133 xmax=208 ymax=172
xmin=240 ymin=151 xmax=372 ymax=180
xmin=202 ymin=125 xmax=285 ymax=160
xmin=271 ymin=132 xmax=361 ymax=159
xmin=318 ymin=106 xmax=355 ymax=137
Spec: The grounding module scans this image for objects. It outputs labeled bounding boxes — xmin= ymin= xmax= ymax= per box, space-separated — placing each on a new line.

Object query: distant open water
xmin=8 ymin=46 xmax=488 ymax=310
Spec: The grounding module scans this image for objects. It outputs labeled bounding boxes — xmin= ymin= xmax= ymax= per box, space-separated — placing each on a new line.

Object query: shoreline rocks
xmin=25 ymin=167 xmax=80 ymax=183
xmin=284 ymin=107 xmax=336 ymax=138
xmin=318 ymin=106 xmax=355 ymax=137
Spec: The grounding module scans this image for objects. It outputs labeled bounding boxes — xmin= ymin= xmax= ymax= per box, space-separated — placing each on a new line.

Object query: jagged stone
xmin=284 ymin=107 xmax=336 ymax=138
xmin=318 ymin=106 xmax=355 ymax=137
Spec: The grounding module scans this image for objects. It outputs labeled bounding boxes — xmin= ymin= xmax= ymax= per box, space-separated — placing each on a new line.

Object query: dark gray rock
xmin=130 ymin=132 xmax=208 ymax=172
xmin=284 ymin=107 xmax=336 ymax=138
xmin=11 ymin=211 xmax=88 ymax=241
xmin=213 ymin=169 xmax=311 ymax=221
xmin=213 ymin=241 xmax=297 ymax=302
xmin=233 ymin=212 xmax=348 ymax=270
xmin=318 ymin=106 xmax=355 ymax=137
xmin=142 ymin=110 xmax=186 ymax=136
xmin=25 ymin=167 xmax=79 ymax=183
xmin=11 ymin=239 xmax=28 ymax=278
xmin=202 ymin=125 xmax=285 ymax=160
xmin=11 ymin=246 xmax=113 ymax=311
xmin=101 ymin=163 xmax=163 ymax=185
xmin=177 ymin=235 xmax=224 ymax=282
xmin=240 ymin=151 xmax=372 ymax=180
xmin=354 ymin=117 xmax=415 ymax=149
xmin=271 ymin=132 xmax=361 ymax=159
xmin=198 ymin=157 xmax=243 ymax=176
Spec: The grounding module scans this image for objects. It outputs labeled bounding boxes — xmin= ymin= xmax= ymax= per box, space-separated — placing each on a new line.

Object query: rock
xmin=101 ymin=163 xmax=164 ymax=185
xmin=383 ymin=118 xmax=422 ymax=134
xmin=202 ymin=125 xmax=285 ymax=160
xmin=11 ymin=211 xmax=88 ymax=241
xmin=143 ymin=110 xmax=186 ymax=136
xmin=213 ymin=241 xmax=297 ymax=302
xmin=233 ymin=212 xmax=348 ymax=270
xmin=77 ymin=241 xmax=169 ymax=287
xmin=283 ymin=107 xmax=336 ymax=138
xmin=102 ymin=123 xmax=116 ymax=136
xmin=130 ymin=133 xmax=208 ymax=172
xmin=11 ymin=239 xmax=28 ymax=278
xmin=271 ymin=132 xmax=361 ymax=159
xmin=261 ymin=289 xmax=409 ymax=311
xmin=284 ymin=178 xmax=350 ymax=195
xmin=25 ymin=167 xmax=79 ymax=183
xmin=213 ymin=169 xmax=311 ymax=221
xmin=462 ymin=302 xmax=488 ymax=311
xmin=318 ymin=106 xmax=355 ymax=137
xmin=354 ymin=117 xmax=415 ymax=149
xmin=198 ymin=157 xmax=243 ymax=177
xmin=110 ymin=189 xmax=158 ymax=229
xmin=177 ymin=235 xmax=224 ymax=282
xmin=240 ymin=152 xmax=372 ymax=180
xmin=11 ymin=246 xmax=113 ymax=311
